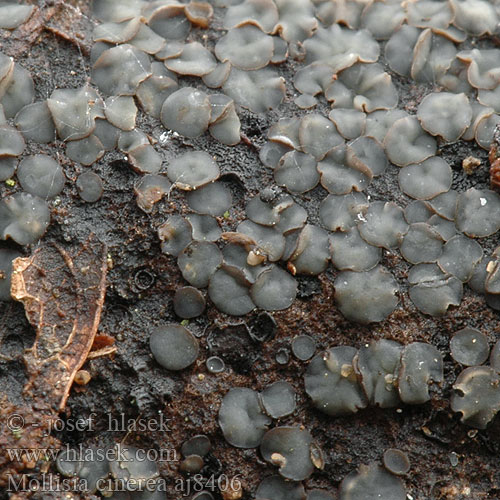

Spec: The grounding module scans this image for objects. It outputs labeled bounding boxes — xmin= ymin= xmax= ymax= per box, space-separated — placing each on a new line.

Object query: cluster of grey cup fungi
xmin=2 ymin=0 xmax=500 ymax=498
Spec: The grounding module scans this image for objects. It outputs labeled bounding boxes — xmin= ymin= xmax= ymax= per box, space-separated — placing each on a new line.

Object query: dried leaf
xmin=11 ymin=236 xmax=107 ymax=411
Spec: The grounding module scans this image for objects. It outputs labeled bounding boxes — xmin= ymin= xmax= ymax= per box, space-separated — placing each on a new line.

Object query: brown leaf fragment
xmin=11 ymin=236 xmax=107 ymax=412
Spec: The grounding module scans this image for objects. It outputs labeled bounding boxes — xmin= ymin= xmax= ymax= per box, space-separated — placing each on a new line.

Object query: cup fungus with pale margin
xmin=0 ymin=157 xmax=16 ymax=182
xmin=224 ymin=0 xmax=279 ymax=33
xmin=134 ymin=174 xmax=171 ymax=213
xmin=437 ymin=234 xmax=483 ymax=282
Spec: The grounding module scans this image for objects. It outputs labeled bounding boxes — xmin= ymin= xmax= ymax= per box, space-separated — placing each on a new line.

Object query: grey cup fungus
xmin=14 ymin=101 xmax=55 ymax=144
xmin=320 ymin=192 xmax=368 ymax=232
xmin=0 ymin=4 xmax=34 ymax=30
xmin=451 ymin=366 xmax=500 ymax=429
xmin=358 ymin=201 xmax=408 ymax=250
xmin=161 ymin=87 xmax=211 ymax=138
xmin=178 ymin=241 xmax=222 ymax=288
xmin=57 ymin=446 xmax=109 ymax=494
xmin=417 ymin=92 xmax=472 ymax=142
xmin=307 ymin=490 xmax=334 ymax=500
xmin=104 ymin=95 xmax=137 ymax=131
xmin=437 ymin=234 xmax=483 ymax=282
xmin=455 ymin=188 xmax=500 ymax=238
xmin=317 ymin=143 xmax=373 ymax=195
xmin=427 ymin=190 xmax=458 ymax=221
xmin=17 ymin=154 xmax=65 ymax=199
xmin=47 ymin=85 xmax=103 ymax=141
xmin=134 ymin=174 xmax=171 ymax=213
xmin=149 ymin=323 xmax=199 ymax=371
xmin=0 ymin=157 xmax=16 ymax=182
xmin=215 ymin=25 xmax=274 ymax=71
xmin=206 ymin=356 xmax=225 ymax=374
xmin=384 ymin=116 xmax=437 ymax=167
xmin=274 ymin=151 xmax=320 ymax=194
xmin=339 ymin=462 xmax=406 ymax=500
xmin=173 ymin=286 xmax=206 ymax=318
xmin=192 ymin=493 xmax=214 ymax=500
xmin=260 ymin=381 xmax=296 ymax=418
xmin=305 ymin=346 xmax=368 ymax=416
xmin=186 ymin=214 xmax=221 ymax=242
xmin=0 ymin=124 xmax=24 ymax=156
xmin=383 ymin=449 xmax=411 ymax=476
xmin=255 ymin=475 xmax=305 ymax=500
xmin=260 ymin=426 xmax=321 ymax=481
xmin=167 ymin=151 xmax=219 ymax=190
xmin=400 ymin=223 xmax=444 ymax=265
xmin=92 ymin=44 xmax=152 ymax=96
xmin=0 ymin=192 xmax=50 ymax=245
xmin=218 ymin=387 xmax=271 ymax=448
xmin=186 ymin=182 xmax=232 ymax=216
xmin=158 ymin=215 xmax=192 ymax=257
xmin=289 ymin=224 xmax=330 ymax=275
xmin=408 ymin=263 xmax=463 ymax=316
xmin=354 ymin=340 xmax=402 ymax=408
xmin=330 ymin=227 xmax=381 ymax=272
xmin=250 ymin=265 xmax=297 ymax=311
xmin=490 ymin=340 xmax=500 ymax=372
xmin=109 ymin=444 xmax=160 ymax=487
xmin=398 ymin=342 xmax=443 ymax=405
xmin=291 ymin=334 xmax=316 ymax=361
xmin=398 ymin=157 xmax=453 ymax=200
xmin=334 ymin=266 xmax=399 ymax=324
xmin=450 ymin=327 xmax=490 ymax=366
xmin=208 ymin=266 xmax=255 ymax=316
xmin=165 ymin=42 xmax=217 ymax=76
xmin=76 ymin=172 xmax=103 ymax=203
xmin=65 ymin=135 xmax=105 ymax=166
